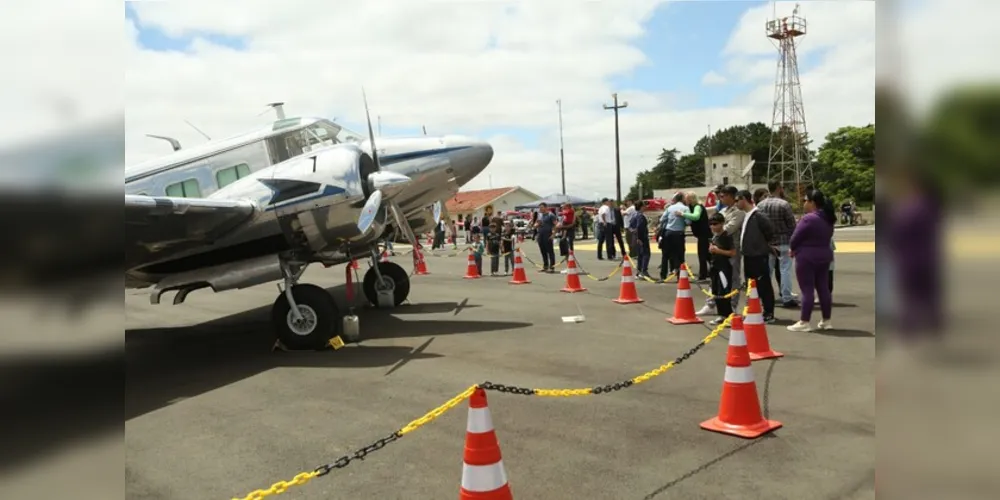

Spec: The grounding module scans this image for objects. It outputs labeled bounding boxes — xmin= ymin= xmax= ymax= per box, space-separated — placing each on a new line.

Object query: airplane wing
xmin=125 ymin=194 xmax=257 ymax=270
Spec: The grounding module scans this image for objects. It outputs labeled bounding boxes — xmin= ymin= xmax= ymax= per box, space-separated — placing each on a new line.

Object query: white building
xmin=704 ymin=153 xmax=753 ymax=188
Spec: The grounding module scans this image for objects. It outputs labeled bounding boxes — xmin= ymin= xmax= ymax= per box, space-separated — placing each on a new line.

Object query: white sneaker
xmin=696 ymin=304 xmax=716 ymax=316
xmin=787 ymin=320 xmax=813 ymax=332
xmin=817 ymin=320 xmax=833 ymax=330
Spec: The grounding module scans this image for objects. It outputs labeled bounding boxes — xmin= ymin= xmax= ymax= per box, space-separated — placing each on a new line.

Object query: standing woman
xmin=680 ymin=191 xmax=711 ymax=282
xmin=787 ymin=189 xmax=836 ymax=332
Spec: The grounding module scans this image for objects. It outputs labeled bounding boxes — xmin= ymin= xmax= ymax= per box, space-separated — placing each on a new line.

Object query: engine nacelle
xmin=256 ymin=144 xmax=410 ymax=253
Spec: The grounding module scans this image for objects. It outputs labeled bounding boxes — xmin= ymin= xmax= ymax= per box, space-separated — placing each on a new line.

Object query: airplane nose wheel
xmin=363 ymin=262 xmax=411 ymax=308
xmin=271 ymin=283 xmax=340 ymax=350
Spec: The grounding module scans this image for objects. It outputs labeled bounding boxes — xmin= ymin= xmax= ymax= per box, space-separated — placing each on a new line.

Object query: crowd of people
xmin=588 ymin=182 xmax=840 ymax=332
xmin=654 ymin=182 xmax=838 ymax=331
xmin=425 ymin=181 xmax=841 ymax=332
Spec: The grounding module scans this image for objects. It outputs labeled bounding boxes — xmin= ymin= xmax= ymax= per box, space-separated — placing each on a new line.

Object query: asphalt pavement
xmin=125 ymin=229 xmax=875 ymax=500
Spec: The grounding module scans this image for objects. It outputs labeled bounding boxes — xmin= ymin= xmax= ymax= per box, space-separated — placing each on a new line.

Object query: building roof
xmin=446 ymin=187 xmax=521 ymax=213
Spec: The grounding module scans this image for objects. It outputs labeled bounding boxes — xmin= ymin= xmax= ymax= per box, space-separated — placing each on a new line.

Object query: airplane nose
xmin=445 ymin=135 xmax=493 ymax=186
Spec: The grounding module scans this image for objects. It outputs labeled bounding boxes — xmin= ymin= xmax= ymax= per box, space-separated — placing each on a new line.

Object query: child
xmin=501 ymin=221 xmax=515 ymax=275
xmin=472 ymin=234 xmax=485 ymax=276
xmin=486 ymin=223 xmax=501 ymax=276
xmin=707 ymin=212 xmax=736 ymax=325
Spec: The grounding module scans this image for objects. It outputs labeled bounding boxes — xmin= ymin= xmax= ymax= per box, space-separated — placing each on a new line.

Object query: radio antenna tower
xmin=765 ymin=3 xmax=812 ymax=205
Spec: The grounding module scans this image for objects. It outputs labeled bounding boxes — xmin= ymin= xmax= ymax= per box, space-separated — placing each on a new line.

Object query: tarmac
xmin=125 ymin=227 xmax=875 ymax=500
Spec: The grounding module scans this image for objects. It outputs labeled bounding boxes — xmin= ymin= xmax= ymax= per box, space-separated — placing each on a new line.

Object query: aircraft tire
xmin=363 ymin=262 xmax=410 ymax=308
xmin=271 ymin=283 xmax=340 ymax=350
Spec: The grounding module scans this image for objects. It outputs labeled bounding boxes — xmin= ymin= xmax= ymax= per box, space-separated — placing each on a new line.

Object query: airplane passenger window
xmin=216 ymin=163 xmax=251 ymax=188
xmin=165 ymin=178 xmax=202 ymax=198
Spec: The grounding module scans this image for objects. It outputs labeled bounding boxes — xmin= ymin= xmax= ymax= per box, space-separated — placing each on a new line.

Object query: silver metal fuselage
xmin=124 ymin=117 xmax=492 ymax=289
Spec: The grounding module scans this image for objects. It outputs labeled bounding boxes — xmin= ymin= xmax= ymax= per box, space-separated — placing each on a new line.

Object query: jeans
xmin=597 ymin=225 xmax=615 ymax=259
xmin=635 ymin=240 xmax=651 ymax=274
xmin=537 ymin=234 xmax=556 ymax=269
xmin=769 ymin=244 xmax=795 ymax=303
xmin=504 ymin=252 xmax=514 ymax=273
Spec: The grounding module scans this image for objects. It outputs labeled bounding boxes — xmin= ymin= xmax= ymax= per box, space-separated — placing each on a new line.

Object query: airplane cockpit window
xmin=268 ymin=120 xmax=369 ymax=164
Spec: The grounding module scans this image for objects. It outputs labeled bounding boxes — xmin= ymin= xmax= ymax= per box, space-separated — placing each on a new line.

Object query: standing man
xmin=611 ymin=202 xmax=627 ymax=257
xmin=657 ymin=192 xmax=689 ymax=279
xmin=757 ymin=181 xmax=799 ymax=308
xmin=596 ymin=198 xmax=616 ymax=260
xmin=629 ymin=200 xmax=651 ymax=278
xmin=735 ymin=189 xmax=777 ymax=323
xmin=622 ymin=200 xmax=636 ymax=258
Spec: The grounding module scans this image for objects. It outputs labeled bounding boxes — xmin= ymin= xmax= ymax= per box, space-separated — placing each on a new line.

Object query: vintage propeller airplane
xmin=125 ymin=98 xmax=493 ymax=349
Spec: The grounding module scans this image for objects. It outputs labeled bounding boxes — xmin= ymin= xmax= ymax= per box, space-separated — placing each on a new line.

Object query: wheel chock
xmin=328 ymin=336 xmax=345 ymax=350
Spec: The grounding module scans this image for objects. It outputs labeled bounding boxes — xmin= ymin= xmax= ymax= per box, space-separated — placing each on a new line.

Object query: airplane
xmin=125 ymin=100 xmax=493 ymax=350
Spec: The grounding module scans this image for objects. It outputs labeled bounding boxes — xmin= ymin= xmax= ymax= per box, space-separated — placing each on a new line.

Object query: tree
xmin=626 ymin=148 xmax=681 ymax=200
xmin=919 ymin=84 xmax=1000 ymax=199
xmin=813 ymin=124 xmax=876 ymax=205
xmin=675 ymin=154 xmax=704 ymax=188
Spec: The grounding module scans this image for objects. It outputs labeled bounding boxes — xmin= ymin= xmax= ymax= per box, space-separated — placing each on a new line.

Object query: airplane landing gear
xmin=363 ymin=261 xmax=410 ymax=308
xmin=271 ymin=262 xmax=340 ymax=350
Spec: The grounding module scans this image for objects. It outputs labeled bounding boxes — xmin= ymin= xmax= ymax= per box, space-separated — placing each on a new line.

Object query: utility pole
xmin=556 ymin=99 xmax=566 ymax=195
xmin=603 ymin=93 xmax=628 ymax=203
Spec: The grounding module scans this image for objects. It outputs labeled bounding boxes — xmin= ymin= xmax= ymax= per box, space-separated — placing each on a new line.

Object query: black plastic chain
xmin=312 ymin=430 xmax=403 ymax=477
xmin=478 ymin=381 xmax=536 ymax=395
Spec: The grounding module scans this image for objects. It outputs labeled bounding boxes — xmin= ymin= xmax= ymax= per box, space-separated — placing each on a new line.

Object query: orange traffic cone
xmin=413 ymin=248 xmax=430 ymax=275
xmin=744 ymin=279 xmax=782 ymax=361
xmin=459 ymin=388 xmax=513 ymax=500
xmin=612 ymin=257 xmax=643 ymax=304
xmin=464 ymin=249 xmax=481 ymax=279
xmin=700 ymin=314 xmax=782 ymax=439
xmin=380 ymin=250 xmax=390 ymax=263
xmin=667 ymin=263 xmax=704 ymax=325
xmin=509 ymin=250 xmax=531 ymax=285
xmin=560 ymin=250 xmax=586 ymax=293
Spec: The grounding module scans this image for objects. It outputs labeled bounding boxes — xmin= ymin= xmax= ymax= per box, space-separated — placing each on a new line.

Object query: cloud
xmin=701 ymin=70 xmax=726 ymax=86
xmin=118 ymin=0 xmax=878 ymax=198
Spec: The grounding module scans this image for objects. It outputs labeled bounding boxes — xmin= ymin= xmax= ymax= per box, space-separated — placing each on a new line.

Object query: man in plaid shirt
xmin=756 ymin=181 xmax=799 ymax=308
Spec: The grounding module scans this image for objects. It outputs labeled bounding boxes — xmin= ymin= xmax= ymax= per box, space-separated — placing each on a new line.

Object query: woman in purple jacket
xmin=787 ymin=189 xmax=836 ymax=332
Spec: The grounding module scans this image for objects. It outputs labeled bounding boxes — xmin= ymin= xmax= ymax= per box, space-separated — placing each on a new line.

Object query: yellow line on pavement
xmin=568 ymin=241 xmax=875 ymax=254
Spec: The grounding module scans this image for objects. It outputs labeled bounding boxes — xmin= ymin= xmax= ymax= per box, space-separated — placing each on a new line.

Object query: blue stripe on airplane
xmin=379 ymin=146 xmax=470 ymax=165
xmin=264 ymin=184 xmax=347 ymax=211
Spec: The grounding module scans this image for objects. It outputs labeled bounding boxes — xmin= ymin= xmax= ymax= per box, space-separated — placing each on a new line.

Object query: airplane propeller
xmin=356 ymin=90 xmax=419 ymax=254
xmin=432 ymin=200 xmax=442 ymax=223
xmin=358 ymin=89 xmax=416 ymax=250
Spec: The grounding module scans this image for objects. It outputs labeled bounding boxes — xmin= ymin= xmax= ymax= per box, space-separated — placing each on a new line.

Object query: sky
xmin=87 ymin=0 xmax=988 ymax=200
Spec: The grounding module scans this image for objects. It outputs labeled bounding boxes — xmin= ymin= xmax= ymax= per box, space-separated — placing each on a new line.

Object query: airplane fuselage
xmin=125 ymin=117 xmax=491 ymax=288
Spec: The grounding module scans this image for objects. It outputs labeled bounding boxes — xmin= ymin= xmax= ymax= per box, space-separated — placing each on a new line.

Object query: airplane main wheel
xmin=271 ymin=284 xmax=340 ymax=350
xmin=363 ymin=262 xmax=410 ymax=308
